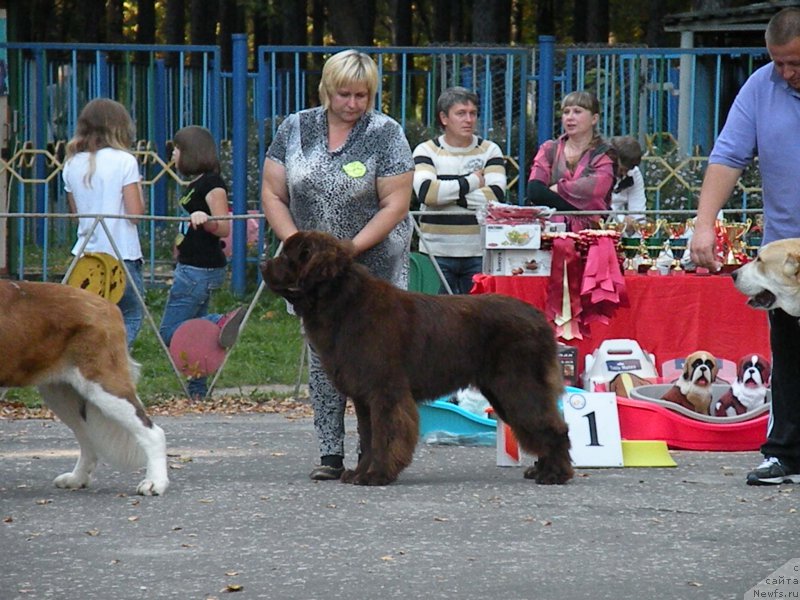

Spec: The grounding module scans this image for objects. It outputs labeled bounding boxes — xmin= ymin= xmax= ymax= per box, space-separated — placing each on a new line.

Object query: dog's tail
xmin=41 ymin=381 xmax=154 ymax=472
xmin=128 ymin=355 xmax=142 ymax=384
xmin=84 ymin=402 xmax=156 ymax=471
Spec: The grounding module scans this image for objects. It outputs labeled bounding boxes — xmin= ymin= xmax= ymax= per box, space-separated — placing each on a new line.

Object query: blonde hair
xmin=318 ymin=49 xmax=378 ymax=111
xmin=65 ymin=98 xmax=135 ymax=188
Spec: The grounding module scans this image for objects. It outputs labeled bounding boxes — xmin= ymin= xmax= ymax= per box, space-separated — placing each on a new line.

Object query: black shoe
xmin=309 ymin=465 xmax=345 ymax=481
xmin=746 ymin=456 xmax=800 ymax=486
xmin=218 ymin=307 xmax=246 ymax=349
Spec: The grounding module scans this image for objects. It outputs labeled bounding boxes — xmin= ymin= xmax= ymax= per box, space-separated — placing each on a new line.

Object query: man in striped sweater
xmin=413 ymin=87 xmax=507 ymax=294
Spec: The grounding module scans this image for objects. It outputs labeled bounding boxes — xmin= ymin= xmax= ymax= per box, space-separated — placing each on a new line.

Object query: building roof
xmin=664 ymin=0 xmax=800 ymax=33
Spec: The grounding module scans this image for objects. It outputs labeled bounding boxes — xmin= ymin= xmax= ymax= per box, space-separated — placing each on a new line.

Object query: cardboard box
xmin=483 ymin=248 xmax=552 ymax=276
xmin=484 ymin=223 xmax=541 ymax=250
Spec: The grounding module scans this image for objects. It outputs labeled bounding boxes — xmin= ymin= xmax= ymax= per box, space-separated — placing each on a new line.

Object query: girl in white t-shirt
xmin=63 ymin=98 xmax=145 ymax=347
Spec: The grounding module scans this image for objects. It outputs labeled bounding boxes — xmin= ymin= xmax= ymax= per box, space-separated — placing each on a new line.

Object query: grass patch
xmin=3 ymin=285 xmax=306 ymax=408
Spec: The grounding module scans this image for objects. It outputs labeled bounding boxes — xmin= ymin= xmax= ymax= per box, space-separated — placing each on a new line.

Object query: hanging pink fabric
xmin=580 ymin=235 xmax=629 ymax=327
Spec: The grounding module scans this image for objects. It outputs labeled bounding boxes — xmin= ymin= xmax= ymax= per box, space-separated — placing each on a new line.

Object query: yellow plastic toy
xmin=66 ymin=252 xmax=126 ymax=303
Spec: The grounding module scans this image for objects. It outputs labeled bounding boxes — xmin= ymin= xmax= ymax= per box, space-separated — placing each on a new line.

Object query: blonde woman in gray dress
xmin=261 ymin=49 xmax=414 ymax=480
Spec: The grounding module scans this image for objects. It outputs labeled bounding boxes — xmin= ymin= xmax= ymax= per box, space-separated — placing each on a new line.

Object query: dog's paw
xmin=340 ymin=469 xmax=394 ymax=486
xmin=136 ymin=478 xmax=169 ymax=496
xmin=53 ymin=471 xmax=90 ymax=490
xmin=523 ymin=463 xmax=573 ymax=485
xmin=340 ymin=469 xmax=359 ymax=484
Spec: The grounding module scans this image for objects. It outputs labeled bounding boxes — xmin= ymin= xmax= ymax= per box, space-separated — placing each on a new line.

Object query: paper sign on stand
xmin=496 ymin=390 xmax=623 ymax=468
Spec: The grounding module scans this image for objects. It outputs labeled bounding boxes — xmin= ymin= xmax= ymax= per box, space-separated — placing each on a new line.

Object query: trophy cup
xmin=620 ymin=220 xmax=641 ymax=271
xmin=664 ymin=221 xmax=689 ymax=271
xmin=745 ymin=214 xmax=764 ymax=258
xmin=640 ymin=219 xmax=666 ymax=272
xmin=722 ymin=219 xmax=752 ymax=265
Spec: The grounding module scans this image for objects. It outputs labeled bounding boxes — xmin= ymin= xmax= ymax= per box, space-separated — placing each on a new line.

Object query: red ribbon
xmin=545 ymin=234 xmax=628 ymax=340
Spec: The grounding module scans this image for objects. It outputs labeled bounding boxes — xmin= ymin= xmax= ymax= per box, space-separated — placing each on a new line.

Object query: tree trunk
xmin=278 ymin=0 xmax=307 ymax=45
xmin=311 ymin=0 xmax=325 ymax=47
xmin=190 ymin=0 xmax=218 ymax=67
xmin=494 ymin=0 xmax=511 ymax=44
xmin=219 ymin=0 xmax=245 ymax=71
xmin=645 ymin=0 xmax=669 ymax=47
xmin=328 ymin=0 xmax=376 ymax=45
xmin=75 ymin=0 xmax=104 ymax=43
xmin=472 ymin=0 xmax=496 ymax=44
xmin=431 ymin=0 xmax=451 ymax=42
xmin=137 ymin=0 xmax=156 ymax=45
xmin=165 ymin=0 xmax=185 ymax=66
xmin=392 ymin=0 xmax=413 ymax=46
xmin=106 ymin=0 xmax=125 ymax=44
xmin=574 ymin=0 xmax=609 ymax=44
xmin=252 ymin=1 xmax=272 ymax=49
xmin=537 ymin=0 xmax=556 ymax=37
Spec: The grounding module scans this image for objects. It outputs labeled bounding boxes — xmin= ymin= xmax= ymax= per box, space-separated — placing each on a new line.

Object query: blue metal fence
xmin=0 ymin=38 xmax=770 ymax=294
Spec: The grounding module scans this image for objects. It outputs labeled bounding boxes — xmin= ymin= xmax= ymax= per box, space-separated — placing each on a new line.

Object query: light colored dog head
xmin=675 ymin=350 xmax=719 ymax=414
xmin=732 ymin=239 xmax=800 ymax=316
xmin=680 ymin=350 xmax=719 ymax=389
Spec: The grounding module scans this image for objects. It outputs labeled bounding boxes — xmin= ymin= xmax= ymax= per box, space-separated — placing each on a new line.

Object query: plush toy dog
xmin=660 ymin=350 xmax=719 ymax=415
xmin=713 ymin=354 xmax=771 ymax=417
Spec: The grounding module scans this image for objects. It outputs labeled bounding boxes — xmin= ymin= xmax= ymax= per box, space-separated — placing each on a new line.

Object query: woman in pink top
xmin=525 ymin=90 xmax=615 ymax=232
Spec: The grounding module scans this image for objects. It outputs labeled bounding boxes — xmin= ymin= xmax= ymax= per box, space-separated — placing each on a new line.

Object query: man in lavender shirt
xmin=691 ymin=7 xmax=800 ymax=485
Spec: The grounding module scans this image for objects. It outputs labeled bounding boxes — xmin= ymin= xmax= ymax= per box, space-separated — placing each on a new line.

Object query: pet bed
xmin=618 ymin=384 xmax=770 ymax=451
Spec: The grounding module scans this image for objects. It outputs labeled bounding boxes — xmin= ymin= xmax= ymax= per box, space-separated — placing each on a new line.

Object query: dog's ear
xmin=681 ymin=354 xmax=695 ymax=381
xmin=783 ymin=253 xmax=800 ymax=281
xmin=296 ymin=233 xmax=353 ymax=291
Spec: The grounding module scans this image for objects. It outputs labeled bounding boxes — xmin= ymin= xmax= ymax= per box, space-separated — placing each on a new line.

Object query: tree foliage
xmin=10 ymin=0 xmax=765 ymax=51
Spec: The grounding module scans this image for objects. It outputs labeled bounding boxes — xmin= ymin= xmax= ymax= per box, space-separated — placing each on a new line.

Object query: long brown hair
xmin=65 ymin=98 xmax=135 ymax=187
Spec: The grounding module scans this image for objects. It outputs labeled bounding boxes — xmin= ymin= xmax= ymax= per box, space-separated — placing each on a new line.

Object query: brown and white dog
xmin=660 ymin=350 xmax=719 ymax=415
xmin=713 ymin=354 xmax=771 ymax=417
xmin=732 ymin=238 xmax=800 ymax=317
xmin=0 ymin=280 xmax=168 ymax=495
xmin=262 ymin=231 xmax=573 ymax=486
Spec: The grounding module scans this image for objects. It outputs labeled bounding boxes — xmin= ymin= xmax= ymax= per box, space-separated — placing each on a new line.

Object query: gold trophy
xmin=620 ymin=220 xmax=642 ymax=271
xmin=722 ymin=219 xmax=752 ymax=265
xmin=664 ymin=221 xmax=688 ymax=271
xmin=640 ymin=219 xmax=666 ymax=271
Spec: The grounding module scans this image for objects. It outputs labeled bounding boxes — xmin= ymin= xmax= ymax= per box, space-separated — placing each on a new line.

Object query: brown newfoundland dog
xmin=261 ymin=231 xmax=573 ymax=486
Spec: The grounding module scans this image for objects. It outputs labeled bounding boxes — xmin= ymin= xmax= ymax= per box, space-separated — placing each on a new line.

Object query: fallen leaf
xmin=380 ymin=556 xmax=394 ymax=562
xmin=433 ymin=516 xmax=449 ymax=522
xmin=225 ymin=571 xmax=239 ymax=577
xmin=86 ymin=529 xmax=100 ymax=536
xmin=35 ymin=499 xmax=52 ymax=505
xmin=3 ymin=516 xmax=12 ymax=523
xmin=688 ymin=581 xmax=703 ymax=587
xmin=128 ymin=516 xmax=140 ymax=522
xmin=222 ymin=584 xmax=243 ymax=592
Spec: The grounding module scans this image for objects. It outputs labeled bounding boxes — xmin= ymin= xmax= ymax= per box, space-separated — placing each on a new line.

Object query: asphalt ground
xmin=1 ymin=412 xmax=798 ymax=600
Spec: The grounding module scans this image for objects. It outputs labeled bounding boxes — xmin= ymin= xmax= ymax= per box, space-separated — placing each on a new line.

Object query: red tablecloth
xmin=472 ymin=272 xmax=770 ymax=367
